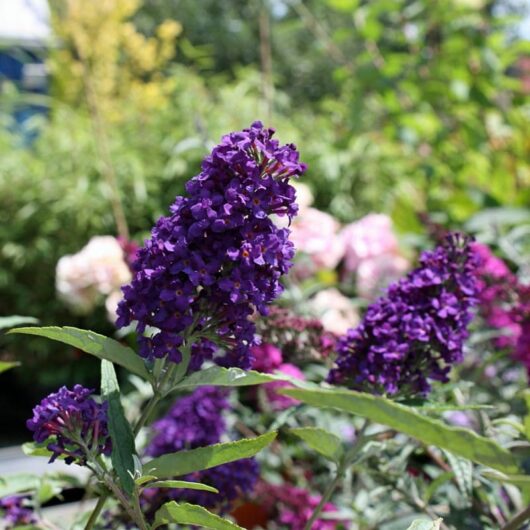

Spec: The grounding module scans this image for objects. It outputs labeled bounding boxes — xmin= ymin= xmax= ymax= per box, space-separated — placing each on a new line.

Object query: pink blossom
xmin=250 ymin=343 xmax=283 ymax=373
xmin=290 ymin=208 xmax=345 ymax=272
xmin=356 ymin=253 xmax=410 ymax=299
xmin=264 ymin=363 xmax=305 ymax=411
xmin=341 ymin=214 xmax=399 ymax=272
xmin=56 ymin=236 xmax=131 ymax=313
xmin=310 ymin=288 xmax=359 ymax=335
xmin=254 ymin=482 xmax=343 ymax=530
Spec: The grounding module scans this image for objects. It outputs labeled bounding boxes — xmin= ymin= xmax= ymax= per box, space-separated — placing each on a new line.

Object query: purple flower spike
xmin=144 ymin=387 xmax=259 ymax=512
xmin=328 ymin=233 xmax=479 ymax=397
xmin=146 ymin=386 xmax=231 ymax=457
xmin=27 ymin=385 xmax=111 ymax=465
xmin=0 ymin=495 xmax=37 ymax=528
xmin=117 ymin=122 xmax=306 ymax=369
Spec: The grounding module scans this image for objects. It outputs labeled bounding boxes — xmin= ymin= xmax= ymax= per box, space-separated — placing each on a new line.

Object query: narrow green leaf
xmin=405 ymin=519 xmax=443 ymax=530
xmin=152 ymin=502 xmax=243 ymax=530
xmin=135 ymin=475 xmax=158 ymax=486
xmin=173 ymin=366 xmax=286 ymax=391
xmin=101 ymin=360 xmax=136 ymax=494
xmin=424 ymin=471 xmax=455 ymax=503
xmin=290 ymin=427 xmax=343 ymax=463
xmin=0 ymin=315 xmax=38 ymax=330
xmin=0 ymin=361 xmax=20 ymax=374
xmin=145 ymin=481 xmax=219 ymax=493
xmin=280 ymin=388 xmax=519 ymax=474
xmin=523 ymin=390 xmax=530 ymax=442
xmin=9 ymin=327 xmax=151 ymax=381
xmin=144 ymin=432 xmax=276 ymax=478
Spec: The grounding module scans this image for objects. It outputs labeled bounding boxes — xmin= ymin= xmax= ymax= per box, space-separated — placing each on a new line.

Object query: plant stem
xmin=500 ymin=504 xmax=530 ymax=530
xmin=304 ymin=420 xmax=370 ymax=530
xmin=304 ymin=470 xmax=344 ymax=530
xmin=83 ymin=494 xmax=107 ymax=530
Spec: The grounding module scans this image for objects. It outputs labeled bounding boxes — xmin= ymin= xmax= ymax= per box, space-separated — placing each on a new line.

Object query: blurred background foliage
xmin=1 ymin=0 xmax=529 ymax=397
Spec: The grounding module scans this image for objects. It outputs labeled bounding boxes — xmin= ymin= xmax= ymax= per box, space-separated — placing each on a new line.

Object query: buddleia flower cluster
xmin=143 ymin=387 xmax=259 ymax=512
xmin=116 ymin=122 xmax=306 ymax=369
xmin=328 ymin=233 xmax=478 ymax=396
xmin=0 ymin=495 xmax=37 ymax=528
xmin=26 ymin=385 xmax=111 ymax=465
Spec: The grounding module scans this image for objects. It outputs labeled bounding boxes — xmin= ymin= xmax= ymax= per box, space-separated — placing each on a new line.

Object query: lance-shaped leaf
xmin=101 ymin=360 xmax=136 ymax=494
xmin=152 ymin=502 xmax=243 ymax=530
xmin=144 ymin=480 xmax=218 ymax=493
xmin=0 ymin=315 xmax=38 ymax=330
xmin=280 ymin=387 xmax=519 ymax=474
xmin=9 ymin=327 xmax=151 ymax=381
xmin=144 ymin=432 xmax=276 ymax=478
xmin=0 ymin=361 xmax=20 ymax=374
xmin=290 ymin=427 xmax=343 ymax=463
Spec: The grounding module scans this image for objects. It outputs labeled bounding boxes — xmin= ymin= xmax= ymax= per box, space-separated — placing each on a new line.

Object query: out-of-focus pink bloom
xmin=56 ymin=236 xmax=131 ymax=313
xmin=252 ymin=482 xmax=343 ymax=530
xmin=444 ymin=411 xmax=476 ymax=430
xmin=356 ymin=253 xmax=410 ymax=299
xmin=117 ymin=237 xmax=140 ymax=268
xmin=310 ymin=288 xmax=359 ymax=335
xmin=290 ymin=208 xmax=345 ymax=272
xmin=341 ymin=214 xmax=409 ymax=299
xmin=264 ymin=363 xmax=305 ymax=411
xmin=341 ymin=214 xmax=399 ymax=272
xmin=251 ymin=343 xmax=283 ymax=373
xmin=473 ymin=243 xmax=511 ymax=279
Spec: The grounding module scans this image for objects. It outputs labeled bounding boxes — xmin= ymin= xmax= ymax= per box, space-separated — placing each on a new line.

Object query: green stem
xmin=500 ymin=504 xmax=530 ymax=530
xmin=303 ymin=420 xmax=370 ymax=530
xmin=83 ymin=494 xmax=107 ymax=530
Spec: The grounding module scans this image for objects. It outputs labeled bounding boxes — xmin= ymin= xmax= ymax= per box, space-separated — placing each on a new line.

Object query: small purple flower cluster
xmin=27 ymin=385 xmax=111 ymax=465
xmin=145 ymin=386 xmax=230 ymax=457
xmin=0 ymin=495 xmax=36 ymax=528
xmin=144 ymin=387 xmax=259 ymax=511
xmin=328 ymin=233 xmax=478 ymax=396
xmin=117 ymin=122 xmax=305 ymax=369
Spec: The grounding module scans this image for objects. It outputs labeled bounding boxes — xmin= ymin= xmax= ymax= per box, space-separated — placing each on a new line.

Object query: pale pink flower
xmin=356 ymin=254 xmax=410 ymax=300
xmin=56 ymin=236 xmax=131 ymax=313
xmin=105 ymin=290 xmax=124 ymax=324
xmin=290 ymin=208 xmax=344 ymax=271
xmin=293 ymin=182 xmax=314 ymax=213
xmin=341 ymin=214 xmax=399 ymax=272
xmin=264 ymin=363 xmax=305 ymax=411
xmin=310 ymin=288 xmax=359 ymax=335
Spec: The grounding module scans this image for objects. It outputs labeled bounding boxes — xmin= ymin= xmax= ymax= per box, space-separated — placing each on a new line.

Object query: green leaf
xmin=144 ymin=432 xmax=276 ymax=478
xmin=0 ymin=360 xmax=20 ymax=374
xmin=0 ymin=315 xmax=38 ymax=330
xmin=443 ymin=451 xmax=472 ymax=505
xmin=172 ymin=366 xmax=286 ymax=391
xmin=280 ymin=388 xmax=518 ymax=474
xmin=101 ymin=360 xmax=136 ymax=494
xmin=135 ymin=475 xmax=158 ymax=486
xmin=423 ymin=471 xmax=455 ymax=503
xmin=145 ymin=480 xmax=219 ymax=493
xmin=290 ymin=427 xmax=344 ymax=463
xmin=0 ymin=474 xmax=39 ymax=498
xmin=405 ymin=519 xmax=443 ymax=530
xmin=523 ymin=390 xmax=530 ymax=442
xmin=9 ymin=327 xmax=151 ymax=381
xmin=152 ymin=502 xmax=243 ymax=530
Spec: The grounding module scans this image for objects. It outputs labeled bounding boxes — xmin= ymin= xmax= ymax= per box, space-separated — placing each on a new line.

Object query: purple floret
xmin=26 ymin=385 xmax=111 ymax=465
xmin=328 ymin=233 xmax=479 ymax=396
xmin=145 ymin=386 xmax=231 ymax=457
xmin=144 ymin=387 xmax=259 ymax=512
xmin=0 ymin=495 xmax=37 ymax=528
xmin=116 ymin=121 xmax=306 ymax=369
